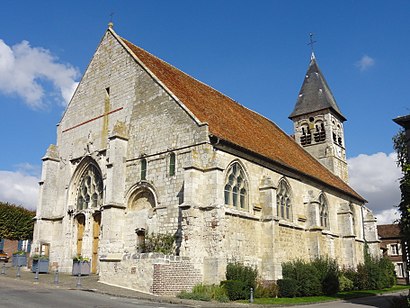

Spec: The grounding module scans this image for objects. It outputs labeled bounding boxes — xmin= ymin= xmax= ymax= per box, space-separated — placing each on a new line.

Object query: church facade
xmin=32 ymin=26 xmax=379 ymax=295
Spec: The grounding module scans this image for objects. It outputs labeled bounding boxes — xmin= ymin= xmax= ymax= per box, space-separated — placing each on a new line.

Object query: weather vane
xmin=307 ymin=33 xmax=317 ymax=54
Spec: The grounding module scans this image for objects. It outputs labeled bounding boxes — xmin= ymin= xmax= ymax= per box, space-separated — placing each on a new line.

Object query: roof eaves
xmin=212 ymin=136 xmax=366 ymax=204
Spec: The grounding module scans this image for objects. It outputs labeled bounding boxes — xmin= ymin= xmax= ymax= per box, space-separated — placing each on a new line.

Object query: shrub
xmin=349 ymin=250 xmax=396 ymax=291
xmin=311 ymin=256 xmax=340 ymax=295
xmin=339 ymin=274 xmax=354 ymax=292
xmin=142 ymin=233 xmax=175 ymax=254
xmin=226 ymin=262 xmax=258 ymax=291
xmin=221 ymin=280 xmax=248 ymax=301
xmin=32 ymin=254 xmax=49 ymax=261
xmin=255 ymin=280 xmax=278 ymax=298
xmin=282 ymin=259 xmax=322 ymax=296
xmin=341 ymin=267 xmax=359 ymax=289
xmin=277 ymin=278 xmax=298 ymax=298
xmin=378 ymin=257 xmax=396 ymax=288
xmin=176 ymin=284 xmax=229 ymax=302
xmin=72 ymin=254 xmax=89 ymax=262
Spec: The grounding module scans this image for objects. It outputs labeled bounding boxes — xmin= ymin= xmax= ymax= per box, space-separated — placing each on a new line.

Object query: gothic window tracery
xmin=276 ymin=180 xmax=292 ymax=220
xmin=224 ymin=162 xmax=248 ymax=210
xmin=76 ymin=165 xmax=103 ymax=210
xmin=319 ymin=194 xmax=329 ymax=228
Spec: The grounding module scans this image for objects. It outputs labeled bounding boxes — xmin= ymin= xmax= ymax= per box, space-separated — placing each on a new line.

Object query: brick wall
xmin=3 ymin=239 xmax=18 ymax=257
xmin=151 ymin=258 xmax=202 ymax=296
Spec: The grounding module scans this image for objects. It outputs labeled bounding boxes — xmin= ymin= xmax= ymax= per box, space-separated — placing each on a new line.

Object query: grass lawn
xmin=239 ymin=285 xmax=410 ymax=305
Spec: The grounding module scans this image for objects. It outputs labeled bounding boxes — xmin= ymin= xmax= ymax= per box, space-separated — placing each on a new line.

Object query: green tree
xmin=0 ymin=202 xmax=35 ymax=240
xmin=393 ymin=130 xmax=410 ymax=251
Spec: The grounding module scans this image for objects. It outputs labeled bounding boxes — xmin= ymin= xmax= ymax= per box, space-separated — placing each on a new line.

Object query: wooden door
xmin=91 ymin=213 xmax=101 ymax=274
xmin=76 ymin=215 xmax=85 ymax=256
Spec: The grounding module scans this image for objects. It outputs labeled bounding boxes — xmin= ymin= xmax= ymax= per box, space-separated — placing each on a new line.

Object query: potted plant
xmin=72 ymin=255 xmax=90 ymax=276
xmin=31 ymin=255 xmax=49 ymax=273
xmin=12 ymin=251 xmax=27 ymax=267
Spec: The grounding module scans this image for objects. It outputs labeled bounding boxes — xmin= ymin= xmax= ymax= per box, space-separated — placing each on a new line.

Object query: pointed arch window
xmin=276 ymin=180 xmax=292 ymax=220
xmin=319 ymin=194 xmax=329 ymax=228
xmin=76 ymin=165 xmax=103 ymax=210
xmin=224 ymin=162 xmax=248 ymax=210
xmin=141 ymin=158 xmax=147 ymax=180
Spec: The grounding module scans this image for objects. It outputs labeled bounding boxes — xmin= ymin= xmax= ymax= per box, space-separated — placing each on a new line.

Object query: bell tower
xmin=289 ymin=53 xmax=348 ymax=183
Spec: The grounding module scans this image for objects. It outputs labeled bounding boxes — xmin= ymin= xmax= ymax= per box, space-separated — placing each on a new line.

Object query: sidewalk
xmin=0 ymin=262 xmax=250 ymax=307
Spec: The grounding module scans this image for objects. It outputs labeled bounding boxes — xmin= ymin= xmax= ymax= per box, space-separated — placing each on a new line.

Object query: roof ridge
xmin=121 ymin=37 xmax=256 ymax=114
xmin=114 ymin=32 xmax=364 ymax=203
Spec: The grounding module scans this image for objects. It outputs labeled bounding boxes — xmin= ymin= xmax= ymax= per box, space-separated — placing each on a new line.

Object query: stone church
xmin=33 ymin=25 xmax=379 ymax=295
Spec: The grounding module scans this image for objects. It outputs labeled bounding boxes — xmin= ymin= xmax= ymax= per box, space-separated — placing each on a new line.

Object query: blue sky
xmin=0 ymin=1 xmax=408 ymax=223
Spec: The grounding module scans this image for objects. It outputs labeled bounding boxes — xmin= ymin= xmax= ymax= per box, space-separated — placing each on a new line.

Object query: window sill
xmin=225 ymin=207 xmax=259 ymax=221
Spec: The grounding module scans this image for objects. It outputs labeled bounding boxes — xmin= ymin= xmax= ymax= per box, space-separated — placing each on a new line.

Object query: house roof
xmin=394 ymin=114 xmax=410 ymax=129
xmin=378 ymin=224 xmax=401 ymax=239
xmin=289 ymin=54 xmax=346 ymax=121
xmin=113 ymin=29 xmax=364 ymax=203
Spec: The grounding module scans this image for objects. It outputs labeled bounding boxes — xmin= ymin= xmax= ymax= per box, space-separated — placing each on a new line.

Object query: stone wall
xmin=99 ymin=253 xmax=201 ymax=296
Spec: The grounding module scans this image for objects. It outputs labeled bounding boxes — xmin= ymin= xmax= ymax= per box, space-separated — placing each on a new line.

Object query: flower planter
xmin=12 ymin=254 xmax=27 ymax=267
xmin=72 ymin=261 xmax=90 ymax=276
xmin=32 ymin=259 xmax=49 ymax=273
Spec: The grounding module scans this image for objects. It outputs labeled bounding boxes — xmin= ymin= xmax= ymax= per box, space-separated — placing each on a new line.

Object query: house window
xmin=169 ymin=153 xmax=176 ymax=176
xmin=276 ymin=180 xmax=292 ymax=220
xmin=319 ymin=194 xmax=329 ymax=228
xmin=76 ymin=165 xmax=103 ymax=210
xmin=224 ymin=162 xmax=248 ymax=210
xmin=395 ymin=262 xmax=406 ymax=278
xmin=391 ymin=244 xmax=400 ymax=256
xmin=141 ymin=158 xmax=147 ymax=180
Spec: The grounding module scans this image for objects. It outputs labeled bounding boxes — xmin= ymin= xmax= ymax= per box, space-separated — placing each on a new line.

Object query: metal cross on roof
xmin=108 ymin=12 xmax=115 ymax=28
xmin=307 ymin=33 xmax=317 ymax=54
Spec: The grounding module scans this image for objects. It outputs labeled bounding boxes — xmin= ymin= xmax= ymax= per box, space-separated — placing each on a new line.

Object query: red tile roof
xmin=378 ymin=224 xmax=401 ymax=239
xmin=118 ymin=32 xmax=365 ymax=202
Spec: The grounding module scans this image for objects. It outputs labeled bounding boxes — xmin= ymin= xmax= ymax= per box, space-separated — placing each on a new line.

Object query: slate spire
xmin=289 ymin=56 xmax=346 ymax=122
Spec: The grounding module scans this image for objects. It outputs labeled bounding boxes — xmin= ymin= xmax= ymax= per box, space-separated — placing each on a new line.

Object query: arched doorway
xmin=71 ymin=159 xmax=104 ymax=268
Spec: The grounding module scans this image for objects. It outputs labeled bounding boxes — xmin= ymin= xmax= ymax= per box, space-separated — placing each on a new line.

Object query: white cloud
xmin=348 ymin=152 xmax=402 ymax=225
xmin=375 ymin=208 xmax=400 ymax=225
xmin=0 ymin=39 xmax=79 ymax=108
xmin=356 ymin=55 xmax=375 ymax=72
xmin=0 ymin=167 xmax=40 ymax=210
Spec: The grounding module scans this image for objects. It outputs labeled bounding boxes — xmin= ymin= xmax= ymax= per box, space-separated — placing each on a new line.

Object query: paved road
xmin=0 ymin=263 xmax=407 ymax=307
xmin=291 ymin=292 xmax=407 ymax=308
xmin=0 ymin=278 xmax=193 ymax=308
